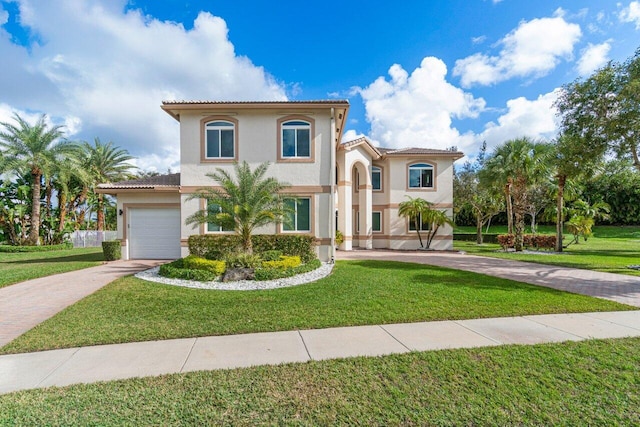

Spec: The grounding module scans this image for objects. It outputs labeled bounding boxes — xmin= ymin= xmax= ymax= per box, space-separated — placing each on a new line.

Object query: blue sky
xmin=1 ymin=0 xmax=639 ymax=172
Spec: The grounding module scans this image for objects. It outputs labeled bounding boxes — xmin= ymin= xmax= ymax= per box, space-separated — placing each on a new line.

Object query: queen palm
xmin=81 ymin=138 xmax=135 ymax=231
xmin=0 ymin=114 xmax=77 ymax=245
xmin=398 ymin=196 xmax=432 ymax=248
xmin=186 ymin=161 xmax=289 ymax=254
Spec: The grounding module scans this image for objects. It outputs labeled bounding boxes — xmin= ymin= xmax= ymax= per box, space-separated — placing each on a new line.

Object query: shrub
xmin=188 ymin=234 xmax=316 ymax=263
xmin=101 ymin=241 xmax=121 ymax=261
xmin=260 ymin=250 xmax=283 ymax=261
xmin=0 ymin=242 xmax=74 ymax=252
xmin=224 ymin=253 xmax=262 ymax=269
xmin=182 ymin=255 xmax=226 ymax=276
xmin=262 ymin=255 xmax=302 ymax=270
xmin=254 ymin=258 xmax=322 ymax=281
xmin=453 ymin=233 xmax=499 ymax=243
xmin=497 ymin=234 xmax=556 ymax=251
xmin=497 ymin=234 xmax=515 ymax=251
xmin=158 ymin=259 xmax=218 ymax=282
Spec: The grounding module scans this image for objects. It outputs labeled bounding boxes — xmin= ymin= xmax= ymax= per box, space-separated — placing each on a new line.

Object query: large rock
xmin=222 ymin=268 xmax=255 ymax=282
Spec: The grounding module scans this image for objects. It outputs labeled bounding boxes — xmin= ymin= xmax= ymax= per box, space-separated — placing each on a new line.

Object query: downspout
xmin=329 ymin=108 xmax=336 ymax=263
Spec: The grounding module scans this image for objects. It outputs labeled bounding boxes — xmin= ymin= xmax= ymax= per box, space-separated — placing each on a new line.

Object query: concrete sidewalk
xmin=337 ymin=250 xmax=640 ymax=307
xmin=0 ymin=259 xmax=165 ymax=347
xmin=1 ymin=310 xmax=639 ymax=395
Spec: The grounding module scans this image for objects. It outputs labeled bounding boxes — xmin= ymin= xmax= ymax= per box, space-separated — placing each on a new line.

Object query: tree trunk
xmin=476 ymin=212 xmax=484 ymax=244
xmin=555 ymin=175 xmax=566 ymax=252
xmin=505 ymin=181 xmax=513 ymax=235
xmin=415 ymin=218 xmax=424 ymax=248
xmin=631 ymin=144 xmax=640 ymax=172
xmin=514 ymin=210 xmax=524 ymax=252
xmin=58 ymin=191 xmax=68 ymax=233
xmin=28 ymin=171 xmax=42 ymax=245
xmin=96 ymin=193 xmax=104 ymax=231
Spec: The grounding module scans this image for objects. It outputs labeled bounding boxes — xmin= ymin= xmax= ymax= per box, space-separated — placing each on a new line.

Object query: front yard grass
xmin=1 ymin=260 xmax=631 ymax=354
xmin=1 ymin=337 xmax=638 ymax=425
xmin=0 ymin=247 xmax=104 ymax=289
xmin=455 ymin=225 xmax=640 ymax=276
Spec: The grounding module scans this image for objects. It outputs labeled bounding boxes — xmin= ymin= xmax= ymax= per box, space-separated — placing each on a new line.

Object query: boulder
xmin=222 ymin=267 xmax=255 ymax=282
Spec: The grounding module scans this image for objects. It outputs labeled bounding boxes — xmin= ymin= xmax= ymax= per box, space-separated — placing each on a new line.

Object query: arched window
xmin=408 ymin=163 xmax=434 ymax=188
xmin=205 ymin=120 xmax=235 ymax=159
xmin=371 ymin=166 xmax=382 ymax=191
xmin=281 ymin=120 xmax=311 ymax=158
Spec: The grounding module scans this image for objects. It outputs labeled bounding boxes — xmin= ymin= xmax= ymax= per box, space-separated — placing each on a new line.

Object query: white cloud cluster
xmin=0 ymin=0 xmax=286 ymax=172
xmin=477 ymin=90 xmax=561 ymax=147
xmin=356 ymin=57 xmax=485 ymax=153
xmin=453 ymin=11 xmax=582 ymax=87
xmin=577 ymin=42 xmax=611 ymax=75
xmin=619 ymin=1 xmax=640 ymax=28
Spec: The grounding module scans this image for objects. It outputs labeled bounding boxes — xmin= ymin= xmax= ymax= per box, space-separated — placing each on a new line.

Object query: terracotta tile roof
xmin=162 ymin=100 xmax=349 ymax=105
xmin=379 ymin=147 xmax=464 ymax=157
xmin=98 ymin=173 xmax=180 ymax=189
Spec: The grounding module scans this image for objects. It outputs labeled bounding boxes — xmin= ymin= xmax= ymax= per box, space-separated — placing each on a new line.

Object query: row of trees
xmin=455 ymin=47 xmax=640 ymax=252
xmin=0 ymin=114 xmax=136 ymax=245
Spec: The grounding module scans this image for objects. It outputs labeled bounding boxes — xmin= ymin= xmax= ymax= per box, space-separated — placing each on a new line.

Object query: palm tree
xmin=0 ymin=113 xmax=77 ymax=245
xmin=422 ymin=208 xmax=455 ymax=249
xmin=185 ymin=161 xmax=290 ymax=254
xmin=398 ymin=196 xmax=432 ymax=248
xmin=81 ymin=138 xmax=135 ymax=231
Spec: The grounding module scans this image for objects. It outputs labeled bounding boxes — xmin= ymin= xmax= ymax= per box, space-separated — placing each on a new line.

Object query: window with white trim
xmin=282 ymin=120 xmax=311 ymax=158
xmin=372 ymin=211 xmax=382 ymax=232
xmin=283 ymin=197 xmax=311 ymax=231
xmin=408 ymin=163 xmax=434 ymax=188
xmin=408 ymin=212 xmax=431 ymax=231
xmin=205 ymin=121 xmax=235 ymax=159
xmin=206 ymin=201 xmax=233 ymax=232
xmin=372 ymin=167 xmax=382 ymax=191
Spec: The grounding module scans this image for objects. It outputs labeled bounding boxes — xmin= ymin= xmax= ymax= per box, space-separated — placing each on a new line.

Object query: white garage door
xmin=129 ymin=208 xmax=181 ymax=259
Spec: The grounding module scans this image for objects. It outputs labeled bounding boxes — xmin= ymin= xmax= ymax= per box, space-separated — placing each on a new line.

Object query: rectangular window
xmin=205 ymin=121 xmax=235 ymax=159
xmin=282 ymin=121 xmax=311 ymax=158
xmin=372 ymin=167 xmax=382 ymax=191
xmin=409 ymin=163 xmax=434 ymax=188
xmin=283 ymin=197 xmax=311 ymax=232
xmin=372 ymin=212 xmax=382 ymax=232
xmin=207 ymin=202 xmax=233 ymax=232
xmin=408 ymin=212 xmax=431 ymax=231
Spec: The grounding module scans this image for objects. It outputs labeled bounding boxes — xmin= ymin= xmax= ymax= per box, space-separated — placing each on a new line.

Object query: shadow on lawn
xmin=2 ymin=252 xmax=105 ymax=264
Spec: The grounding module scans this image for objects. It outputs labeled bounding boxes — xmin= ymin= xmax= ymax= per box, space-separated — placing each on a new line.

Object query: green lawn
xmin=2 ymin=260 xmax=631 ymax=355
xmin=1 ymin=337 xmax=638 ymax=425
xmin=455 ymin=225 xmax=640 ymax=276
xmin=0 ymin=247 xmax=104 ymax=289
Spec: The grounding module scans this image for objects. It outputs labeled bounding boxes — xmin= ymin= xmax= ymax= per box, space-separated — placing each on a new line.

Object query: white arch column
xmin=358 ymin=181 xmax=373 ymax=249
xmin=337 ymin=179 xmax=352 ymax=251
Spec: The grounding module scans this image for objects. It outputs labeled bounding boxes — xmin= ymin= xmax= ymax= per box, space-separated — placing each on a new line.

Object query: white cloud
xmin=619 ymin=1 xmax=640 ymax=28
xmin=341 ymin=129 xmax=366 ymax=143
xmin=577 ymin=42 xmax=611 ymax=75
xmin=0 ymin=7 xmax=8 ymax=26
xmin=477 ymin=89 xmax=560 ymax=148
xmin=471 ymin=35 xmax=487 ymax=44
xmin=0 ymin=0 xmax=287 ymax=173
xmin=0 ymin=102 xmax=81 ymax=136
xmin=355 ymin=57 xmax=485 ymax=153
xmin=453 ymin=12 xmax=582 ymax=87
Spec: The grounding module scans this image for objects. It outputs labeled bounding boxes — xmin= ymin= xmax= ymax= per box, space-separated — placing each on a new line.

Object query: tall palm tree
xmin=81 ymin=138 xmax=135 ymax=231
xmin=186 ymin=161 xmax=290 ymax=254
xmin=479 ymin=145 xmax=516 ymax=235
xmin=0 ymin=113 xmax=77 ymax=245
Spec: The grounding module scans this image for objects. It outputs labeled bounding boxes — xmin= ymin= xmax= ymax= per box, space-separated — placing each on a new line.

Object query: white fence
xmin=69 ymin=231 xmax=117 ymax=248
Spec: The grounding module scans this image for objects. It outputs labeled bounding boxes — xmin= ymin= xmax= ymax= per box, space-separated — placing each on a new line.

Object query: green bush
xmin=188 ymin=235 xmax=316 ymax=263
xmin=158 ymin=259 xmax=218 ymax=282
xmin=101 ymin=241 xmax=121 ymax=261
xmin=224 ymin=253 xmax=262 ymax=269
xmin=182 ymin=255 xmax=226 ymax=276
xmin=262 ymin=255 xmax=302 ymax=270
xmin=0 ymin=242 xmax=74 ymax=252
xmin=260 ymin=250 xmax=283 ymax=261
xmin=254 ymin=258 xmax=322 ymax=281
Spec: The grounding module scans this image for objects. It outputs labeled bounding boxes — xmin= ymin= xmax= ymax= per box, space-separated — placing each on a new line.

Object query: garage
xmin=128 ymin=208 xmax=181 ymax=259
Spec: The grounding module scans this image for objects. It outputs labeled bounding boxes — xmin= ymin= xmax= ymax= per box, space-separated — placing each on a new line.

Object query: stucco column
xmin=337 ymin=180 xmax=352 ymax=251
xmin=358 ymin=184 xmax=373 ymax=249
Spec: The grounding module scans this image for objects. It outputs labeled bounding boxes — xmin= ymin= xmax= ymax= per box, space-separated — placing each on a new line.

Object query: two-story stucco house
xmin=98 ymin=100 xmax=463 ymax=261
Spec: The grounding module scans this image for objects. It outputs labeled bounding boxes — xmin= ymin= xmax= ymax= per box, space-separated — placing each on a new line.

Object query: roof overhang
xmin=95 ymin=185 xmax=180 ymax=195
xmin=339 ymin=136 xmax=382 ymax=159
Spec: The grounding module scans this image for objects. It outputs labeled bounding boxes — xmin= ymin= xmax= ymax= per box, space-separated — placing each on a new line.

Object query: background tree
xmin=0 ymin=114 xmax=77 ymax=245
xmin=185 ymin=161 xmax=289 ymax=254
xmin=81 ymin=138 xmax=135 ymax=231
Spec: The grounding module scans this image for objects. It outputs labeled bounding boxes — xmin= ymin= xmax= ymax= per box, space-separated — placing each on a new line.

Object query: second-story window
xmin=372 ymin=166 xmax=382 ymax=191
xmin=205 ymin=121 xmax=235 ymax=159
xmin=408 ymin=163 xmax=434 ymax=188
xmin=282 ymin=120 xmax=311 ymax=158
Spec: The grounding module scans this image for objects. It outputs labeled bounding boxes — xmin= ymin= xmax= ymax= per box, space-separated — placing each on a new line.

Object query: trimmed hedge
xmin=101 ymin=241 xmax=121 ymax=261
xmin=497 ymin=234 xmax=557 ymax=251
xmin=188 ymin=235 xmax=316 ymax=263
xmin=254 ymin=258 xmax=322 ymax=281
xmin=262 ymin=255 xmax=302 ymax=270
xmin=0 ymin=242 xmax=74 ymax=252
xmin=453 ymin=233 xmax=499 ymax=243
xmin=182 ymin=255 xmax=226 ymax=276
xmin=158 ymin=259 xmax=218 ymax=282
